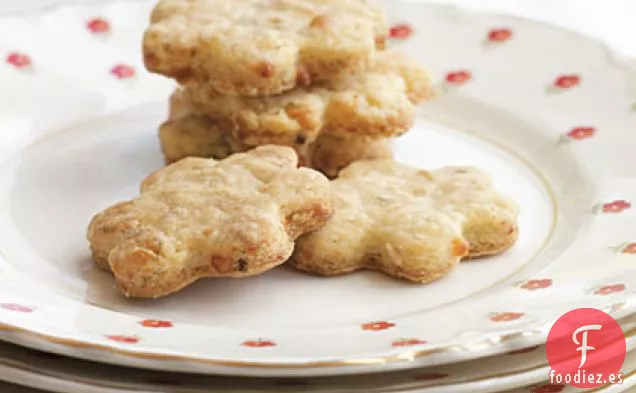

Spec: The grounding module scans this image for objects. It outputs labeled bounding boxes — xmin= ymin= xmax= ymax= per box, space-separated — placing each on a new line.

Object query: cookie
xmin=159 ymin=115 xmax=245 ymax=164
xmin=143 ymin=0 xmax=388 ymax=96
xmin=161 ymin=91 xmax=248 ymax=163
xmin=159 ymin=110 xmax=393 ymax=177
xmin=87 ymin=146 xmax=333 ymax=298
xmin=306 ymin=134 xmax=392 ymax=178
xmin=168 ymin=86 xmax=189 ymax=120
xmin=291 ymin=160 xmax=519 ymax=283
xmin=181 ymin=51 xmax=435 ymax=146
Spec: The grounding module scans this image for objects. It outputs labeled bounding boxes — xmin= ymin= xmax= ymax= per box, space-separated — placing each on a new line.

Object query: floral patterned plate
xmin=0 ymin=0 xmax=635 ymax=378
xmin=0 ymin=322 xmax=634 ymax=393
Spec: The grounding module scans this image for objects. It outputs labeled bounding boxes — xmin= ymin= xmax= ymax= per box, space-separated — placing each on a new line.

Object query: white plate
xmin=0 ymin=319 xmax=634 ymax=393
xmin=0 ymin=0 xmax=635 ymax=377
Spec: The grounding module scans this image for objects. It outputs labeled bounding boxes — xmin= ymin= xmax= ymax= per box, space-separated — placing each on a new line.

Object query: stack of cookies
xmin=86 ymin=0 xmax=520 ymax=299
xmin=143 ymin=0 xmax=436 ymax=177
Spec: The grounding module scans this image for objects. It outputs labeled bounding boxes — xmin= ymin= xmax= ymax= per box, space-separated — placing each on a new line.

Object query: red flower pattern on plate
xmin=361 ymin=321 xmax=395 ymax=331
xmin=106 ymin=335 xmax=139 ymax=344
xmin=87 ymin=17 xmax=110 ymax=34
xmin=520 ymin=279 xmax=553 ymax=291
xmin=392 ymin=338 xmax=427 ymax=347
xmin=242 ymin=338 xmax=276 ymax=348
xmin=594 ymin=200 xmax=631 ymax=214
xmin=566 ymin=127 xmax=595 ymax=140
xmin=445 ymin=70 xmax=472 ymax=85
xmin=602 ymin=200 xmax=631 ymax=213
xmin=490 ymin=312 xmax=524 ymax=322
xmin=140 ymin=319 xmax=173 ymax=328
xmin=111 ymin=64 xmax=136 ymax=79
xmin=487 ymin=28 xmax=512 ymax=42
xmin=593 ymin=284 xmax=626 ymax=295
xmin=413 ymin=372 xmax=449 ymax=381
xmin=6 ymin=52 xmax=31 ymax=69
xmin=507 ymin=345 xmax=540 ymax=355
xmin=553 ymin=74 xmax=580 ymax=89
xmin=531 ymin=384 xmax=565 ymax=393
xmin=0 ymin=303 xmax=33 ymax=312
xmin=389 ymin=24 xmax=413 ymax=39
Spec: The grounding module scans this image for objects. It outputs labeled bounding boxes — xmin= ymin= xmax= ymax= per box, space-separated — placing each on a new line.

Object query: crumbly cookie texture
xmin=159 ymin=109 xmax=393 ymax=177
xmin=291 ymin=160 xmax=519 ymax=283
xmin=143 ymin=0 xmax=388 ymax=96
xmin=181 ymin=51 xmax=435 ymax=145
xmin=87 ymin=146 xmax=333 ymax=298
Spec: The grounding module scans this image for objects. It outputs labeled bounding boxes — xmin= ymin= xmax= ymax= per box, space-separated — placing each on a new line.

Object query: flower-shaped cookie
xmin=87 ymin=146 xmax=333 ymax=298
xmin=159 ymin=111 xmax=393 ymax=178
xmin=181 ymin=51 xmax=435 ymax=146
xmin=291 ymin=160 xmax=519 ymax=282
xmin=143 ymin=0 xmax=388 ymax=96
xmin=161 ymin=90 xmax=394 ymax=177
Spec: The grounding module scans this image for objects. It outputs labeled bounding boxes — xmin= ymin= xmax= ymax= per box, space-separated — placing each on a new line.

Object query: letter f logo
xmin=573 ymin=324 xmax=602 ymax=368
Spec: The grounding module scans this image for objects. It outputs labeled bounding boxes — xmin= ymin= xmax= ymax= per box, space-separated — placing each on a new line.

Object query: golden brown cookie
xmin=291 ymin=160 xmax=519 ymax=283
xmin=159 ymin=115 xmax=246 ymax=164
xmin=143 ymin=0 xmax=388 ymax=96
xmin=87 ymin=146 xmax=333 ymax=298
xmin=158 ymin=111 xmax=393 ymax=177
xmin=181 ymin=51 xmax=435 ymax=146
